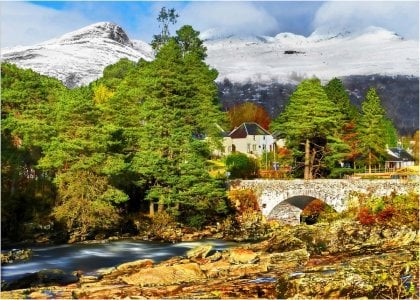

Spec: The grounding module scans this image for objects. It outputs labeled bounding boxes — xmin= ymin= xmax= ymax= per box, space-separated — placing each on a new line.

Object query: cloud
xmin=179 ymin=2 xmax=280 ymax=37
xmin=313 ymin=1 xmax=419 ymax=39
xmin=0 ymin=2 xmax=92 ymax=47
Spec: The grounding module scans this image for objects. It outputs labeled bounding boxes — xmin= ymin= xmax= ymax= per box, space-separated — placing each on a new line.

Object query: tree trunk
xmin=149 ymin=201 xmax=155 ymax=217
xmin=304 ymin=139 xmax=310 ymax=180
xmin=309 ymin=148 xmax=317 ymax=179
xmin=368 ymin=150 xmax=372 ymax=173
xmin=158 ymin=197 xmax=164 ymax=213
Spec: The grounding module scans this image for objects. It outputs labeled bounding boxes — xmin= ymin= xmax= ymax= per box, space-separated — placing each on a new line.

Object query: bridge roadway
xmin=230 ymin=179 xmax=419 ymax=224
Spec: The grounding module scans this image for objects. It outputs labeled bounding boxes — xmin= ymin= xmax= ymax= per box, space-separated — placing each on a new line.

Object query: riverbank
xmin=2 ymin=220 xmax=418 ymax=299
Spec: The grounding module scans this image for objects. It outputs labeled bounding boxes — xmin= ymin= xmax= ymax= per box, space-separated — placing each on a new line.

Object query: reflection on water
xmin=1 ymin=239 xmax=235 ymax=282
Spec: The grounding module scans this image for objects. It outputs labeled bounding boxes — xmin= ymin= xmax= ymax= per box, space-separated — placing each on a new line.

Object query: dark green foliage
xmin=1 ymin=63 xmax=64 ymax=239
xmin=270 ymin=78 xmax=341 ymax=179
xmin=225 ymin=152 xmax=258 ymax=179
xmin=358 ymin=88 xmax=391 ymax=171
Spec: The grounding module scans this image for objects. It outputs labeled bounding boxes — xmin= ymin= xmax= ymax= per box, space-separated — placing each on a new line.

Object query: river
xmin=1 ymin=239 xmax=236 ymax=282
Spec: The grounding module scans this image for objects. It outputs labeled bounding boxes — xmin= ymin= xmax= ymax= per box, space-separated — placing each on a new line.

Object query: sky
xmin=1 ymin=1 xmax=419 ymax=48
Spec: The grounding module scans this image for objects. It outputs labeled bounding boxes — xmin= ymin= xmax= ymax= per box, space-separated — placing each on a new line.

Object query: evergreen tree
xmin=175 ymin=25 xmax=207 ymax=60
xmin=38 ymin=87 xmax=128 ymax=237
xmin=1 ymin=63 xmax=64 ymax=239
xmin=270 ymin=78 xmax=341 ymax=179
xmin=358 ymin=88 xmax=389 ymax=172
xmin=324 ymin=78 xmax=359 ymax=172
xmin=113 ymin=34 xmax=227 ymax=221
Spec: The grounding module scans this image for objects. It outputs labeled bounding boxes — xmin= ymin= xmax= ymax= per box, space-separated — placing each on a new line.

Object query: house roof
xmin=386 ymin=147 xmax=415 ymax=162
xmin=229 ymin=122 xmax=271 ymax=139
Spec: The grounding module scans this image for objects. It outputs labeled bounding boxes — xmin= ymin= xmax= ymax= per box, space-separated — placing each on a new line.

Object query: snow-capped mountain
xmin=1 ymin=22 xmax=153 ymax=88
xmin=1 ymin=23 xmax=418 ymax=88
xmin=204 ymin=26 xmax=418 ymax=83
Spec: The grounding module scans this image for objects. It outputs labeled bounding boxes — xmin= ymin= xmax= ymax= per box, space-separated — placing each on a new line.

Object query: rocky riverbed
xmin=1 ymin=220 xmax=418 ymax=299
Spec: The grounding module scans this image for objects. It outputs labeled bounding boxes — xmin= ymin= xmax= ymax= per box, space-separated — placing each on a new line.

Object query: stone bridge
xmin=231 ymin=179 xmax=419 ymax=224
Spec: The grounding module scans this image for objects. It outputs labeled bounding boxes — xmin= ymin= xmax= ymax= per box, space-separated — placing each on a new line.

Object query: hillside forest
xmin=1 ymin=17 xmax=419 ymax=242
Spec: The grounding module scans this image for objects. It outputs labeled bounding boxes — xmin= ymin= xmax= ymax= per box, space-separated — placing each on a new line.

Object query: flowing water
xmin=1 ymin=239 xmax=236 ymax=282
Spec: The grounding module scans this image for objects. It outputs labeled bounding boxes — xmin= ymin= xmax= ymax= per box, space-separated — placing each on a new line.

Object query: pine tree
xmin=270 ymin=78 xmax=341 ymax=179
xmin=38 ymin=87 xmax=128 ymax=236
xmin=358 ymin=88 xmax=389 ymax=173
xmin=116 ymin=35 xmax=227 ymax=220
xmin=324 ymin=78 xmax=359 ymax=172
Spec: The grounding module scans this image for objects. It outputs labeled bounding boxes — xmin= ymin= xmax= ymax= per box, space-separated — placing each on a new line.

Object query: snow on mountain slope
xmin=1 ymin=23 xmax=418 ymax=88
xmin=204 ymin=26 xmax=418 ymax=83
xmin=1 ymin=22 xmax=153 ymax=88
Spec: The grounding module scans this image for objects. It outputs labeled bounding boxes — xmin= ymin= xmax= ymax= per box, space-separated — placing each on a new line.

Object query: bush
xmin=225 ymin=153 xmax=258 ymax=179
xmin=228 ymin=189 xmax=259 ymax=213
xmin=357 ymin=207 xmax=376 ymax=225
xmin=186 ymin=214 xmax=207 ymax=229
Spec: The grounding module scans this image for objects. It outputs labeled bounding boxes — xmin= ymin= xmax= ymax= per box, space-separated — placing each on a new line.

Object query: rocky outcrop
xmin=277 ymin=249 xmax=418 ymax=299
xmin=1 ymin=221 xmax=418 ymax=299
xmin=122 ymin=262 xmax=206 ymax=286
xmin=1 ymin=269 xmax=79 ymax=291
xmin=1 ymin=249 xmax=32 ymax=264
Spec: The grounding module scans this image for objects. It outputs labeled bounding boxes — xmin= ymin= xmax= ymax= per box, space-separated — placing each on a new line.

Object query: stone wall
xmin=231 ymin=179 xmax=419 ymax=223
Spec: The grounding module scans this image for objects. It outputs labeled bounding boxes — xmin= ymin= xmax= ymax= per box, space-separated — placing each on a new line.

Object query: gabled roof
xmin=229 ymin=122 xmax=271 ymax=139
xmin=386 ymin=147 xmax=415 ymax=162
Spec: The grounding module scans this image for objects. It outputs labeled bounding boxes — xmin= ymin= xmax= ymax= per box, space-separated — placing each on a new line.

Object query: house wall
xmin=222 ymin=135 xmax=275 ymax=156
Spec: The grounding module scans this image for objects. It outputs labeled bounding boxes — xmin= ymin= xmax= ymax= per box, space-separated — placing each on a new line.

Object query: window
xmin=262 ymin=144 xmax=266 ymax=150
xmin=252 ymin=144 xmax=257 ymax=151
xmin=247 ymin=144 xmax=251 ymax=153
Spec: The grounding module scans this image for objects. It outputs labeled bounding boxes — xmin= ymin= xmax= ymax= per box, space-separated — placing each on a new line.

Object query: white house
xmin=385 ymin=147 xmax=415 ymax=171
xmin=218 ymin=122 xmax=283 ymax=157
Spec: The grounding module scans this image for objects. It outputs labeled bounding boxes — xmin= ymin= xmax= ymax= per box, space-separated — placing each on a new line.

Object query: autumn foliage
xmin=227 ymin=102 xmax=271 ymax=130
xmin=357 ymin=207 xmax=376 ymax=225
xmin=228 ymin=189 xmax=259 ymax=213
xmin=357 ymin=206 xmax=396 ymax=225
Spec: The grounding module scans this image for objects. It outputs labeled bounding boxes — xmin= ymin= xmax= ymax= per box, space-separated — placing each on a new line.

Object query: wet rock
xmin=121 ymin=262 xmax=206 ymax=286
xmin=116 ymin=259 xmax=154 ymax=272
xmin=228 ymin=248 xmax=259 ymax=264
xmin=2 ymin=269 xmax=79 ymax=291
xmin=186 ymin=244 xmax=213 ymax=259
xmin=207 ymin=251 xmax=222 ymax=262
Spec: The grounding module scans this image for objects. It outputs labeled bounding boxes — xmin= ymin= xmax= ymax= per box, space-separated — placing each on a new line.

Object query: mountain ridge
xmin=1 ymin=22 xmax=418 ymax=134
xmin=1 ymin=22 xmax=418 ymax=87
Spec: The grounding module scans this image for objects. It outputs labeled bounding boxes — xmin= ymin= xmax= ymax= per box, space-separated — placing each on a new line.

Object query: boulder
xmin=2 ymin=269 xmax=79 ymax=291
xmin=116 ymin=259 xmax=154 ymax=272
xmin=186 ymin=244 xmax=213 ymax=259
xmin=121 ymin=263 xmax=206 ymax=286
xmin=228 ymin=248 xmax=259 ymax=264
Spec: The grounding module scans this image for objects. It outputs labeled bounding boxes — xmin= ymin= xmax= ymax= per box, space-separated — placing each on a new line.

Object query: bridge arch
xmin=232 ymin=179 xmax=418 ymax=225
xmin=267 ymin=196 xmax=335 ymax=225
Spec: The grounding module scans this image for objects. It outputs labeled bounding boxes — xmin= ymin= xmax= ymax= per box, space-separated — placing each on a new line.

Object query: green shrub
xmin=225 ymin=152 xmax=258 ymax=179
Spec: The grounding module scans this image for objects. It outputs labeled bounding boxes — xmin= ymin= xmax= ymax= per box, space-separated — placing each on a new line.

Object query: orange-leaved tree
xmin=227 ymin=102 xmax=271 ymax=130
